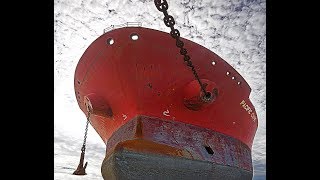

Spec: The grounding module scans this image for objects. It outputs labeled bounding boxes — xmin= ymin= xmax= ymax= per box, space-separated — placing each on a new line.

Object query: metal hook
xmin=72 ymin=151 xmax=88 ymax=175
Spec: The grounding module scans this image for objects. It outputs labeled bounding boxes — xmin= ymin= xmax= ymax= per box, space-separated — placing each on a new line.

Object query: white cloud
xmin=55 ymin=0 xmax=265 ymax=179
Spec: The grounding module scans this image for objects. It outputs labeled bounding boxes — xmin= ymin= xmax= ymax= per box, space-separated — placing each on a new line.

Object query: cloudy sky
xmin=54 ymin=0 xmax=266 ymax=179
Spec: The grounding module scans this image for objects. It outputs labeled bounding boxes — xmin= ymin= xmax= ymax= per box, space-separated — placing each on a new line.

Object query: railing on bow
xmin=103 ymin=22 xmax=142 ymax=34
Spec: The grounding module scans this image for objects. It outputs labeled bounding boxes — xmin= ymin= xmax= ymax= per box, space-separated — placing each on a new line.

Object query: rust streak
xmin=135 ymin=117 xmax=143 ymax=138
xmin=114 ymin=139 xmax=191 ymax=158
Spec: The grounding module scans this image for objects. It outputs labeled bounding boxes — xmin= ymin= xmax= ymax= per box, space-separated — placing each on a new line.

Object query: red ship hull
xmin=74 ymin=27 xmax=258 ymax=179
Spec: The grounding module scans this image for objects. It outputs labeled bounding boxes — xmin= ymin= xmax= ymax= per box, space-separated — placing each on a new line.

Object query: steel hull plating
xmin=74 ymin=27 xmax=258 ymax=179
xmin=102 ymin=116 xmax=252 ymax=179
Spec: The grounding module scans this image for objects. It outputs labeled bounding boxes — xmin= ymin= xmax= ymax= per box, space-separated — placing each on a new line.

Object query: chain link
xmin=81 ymin=112 xmax=90 ymax=153
xmin=154 ymin=0 xmax=208 ymax=97
xmin=73 ymin=111 xmax=90 ymax=175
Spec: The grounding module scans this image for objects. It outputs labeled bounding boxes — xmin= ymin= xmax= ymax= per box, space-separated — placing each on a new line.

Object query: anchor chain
xmin=154 ymin=0 xmax=211 ymax=100
xmin=73 ymin=112 xmax=90 ymax=175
